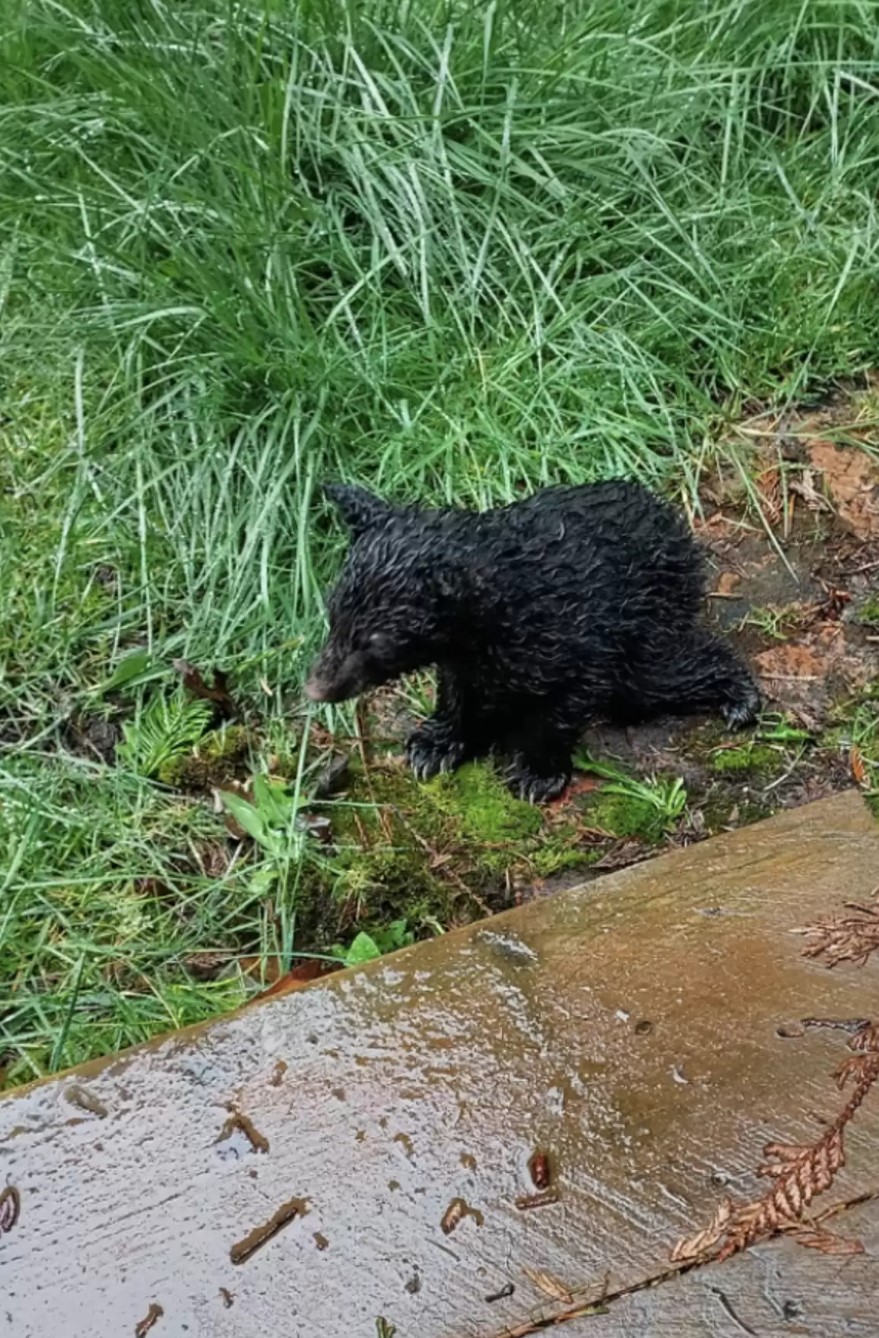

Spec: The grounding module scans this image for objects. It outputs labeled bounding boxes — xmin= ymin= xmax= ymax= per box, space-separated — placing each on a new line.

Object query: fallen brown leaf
xmin=528 ymin=1149 xmax=552 ymax=1190
xmin=849 ymin=746 xmax=869 ymax=788
xmin=244 ymin=957 xmax=342 ymax=999
xmin=790 ymin=467 xmax=832 ymax=512
xmin=134 ymin=1303 xmax=164 ymax=1338
xmin=547 ymin=774 xmax=603 ymax=810
xmin=593 ymin=841 xmax=652 ymax=871
xmin=195 ymin=842 xmax=232 ymax=878
xmin=174 ymin=659 xmax=239 ymax=719
xmin=816 ymin=585 xmax=852 ymax=621
xmin=755 ymin=642 xmax=824 ymax=681
xmin=756 ymin=466 xmax=782 ymax=526
xmin=712 ymin=570 xmax=742 ymax=597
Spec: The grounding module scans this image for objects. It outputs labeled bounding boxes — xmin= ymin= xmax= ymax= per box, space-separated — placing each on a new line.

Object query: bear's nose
xmin=304 ymin=674 xmax=330 ymax=702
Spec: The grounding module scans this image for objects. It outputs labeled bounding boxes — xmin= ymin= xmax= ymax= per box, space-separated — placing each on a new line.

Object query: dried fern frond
xmin=521 ymin=1266 xmax=574 ymax=1305
xmin=669 ymin=1197 xmax=732 ymax=1263
xmin=847 ymin=1021 xmax=879 ymax=1054
xmin=783 ymin=1223 xmax=864 ymax=1256
xmin=672 ymin=1021 xmax=879 ymax=1264
xmin=797 ymin=886 xmax=879 ymax=968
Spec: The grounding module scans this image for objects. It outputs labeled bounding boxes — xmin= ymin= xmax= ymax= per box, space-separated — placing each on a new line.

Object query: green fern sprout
xmin=116 ymin=693 xmax=214 ymax=779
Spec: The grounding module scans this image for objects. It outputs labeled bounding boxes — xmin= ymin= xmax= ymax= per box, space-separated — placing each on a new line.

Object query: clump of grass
xmin=3 ymin=0 xmax=879 ymax=1082
xmin=574 ymin=751 xmax=689 ymax=837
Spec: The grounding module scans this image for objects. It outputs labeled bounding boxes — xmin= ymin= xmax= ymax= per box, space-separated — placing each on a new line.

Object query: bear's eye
xmin=367 ymin=631 xmax=393 ymax=658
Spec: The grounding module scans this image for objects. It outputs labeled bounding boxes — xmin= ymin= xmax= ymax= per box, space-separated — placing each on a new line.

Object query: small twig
xmin=349 ymin=709 xmax=394 ymax=843
xmin=354 ymin=699 xmax=371 ymax=771
xmin=760 ymin=753 xmax=803 ymax=796
xmin=230 ymin=1196 xmax=308 ymax=1265
xmin=352 ymin=809 xmax=373 ymax=851
xmin=709 ymin=1287 xmax=756 ymax=1336
xmin=798 ymin=888 xmax=879 ymax=969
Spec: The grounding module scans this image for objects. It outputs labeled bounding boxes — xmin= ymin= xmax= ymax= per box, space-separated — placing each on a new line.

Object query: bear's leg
xmin=502 ymin=717 xmax=577 ymax=805
xmin=406 ymin=668 xmax=485 ymax=781
xmin=637 ymin=631 xmax=761 ymax=727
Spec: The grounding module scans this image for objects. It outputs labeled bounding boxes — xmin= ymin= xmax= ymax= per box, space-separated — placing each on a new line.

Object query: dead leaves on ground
xmin=183 ymin=950 xmax=342 ymax=994
xmin=134 ymin=1304 xmax=164 ymax=1338
xmin=849 ymin=745 xmax=870 ymax=788
xmin=724 ymin=394 xmax=879 ymax=542
xmin=809 ymin=439 xmax=879 ymax=540
xmin=789 ymin=466 xmax=832 ymax=514
xmin=248 ymin=957 xmax=342 ymax=1000
xmin=672 ymin=1020 xmax=879 ymax=1265
xmin=754 ymin=621 xmax=873 ymax=720
xmin=754 ymin=638 xmax=826 ymax=683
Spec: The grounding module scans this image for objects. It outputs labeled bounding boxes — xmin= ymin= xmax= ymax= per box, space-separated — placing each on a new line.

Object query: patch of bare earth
xmin=706 ymin=391 xmax=879 ymax=717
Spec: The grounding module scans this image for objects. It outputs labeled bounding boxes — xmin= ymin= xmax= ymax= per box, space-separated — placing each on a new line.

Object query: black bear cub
xmin=306 ymin=481 xmax=760 ymax=803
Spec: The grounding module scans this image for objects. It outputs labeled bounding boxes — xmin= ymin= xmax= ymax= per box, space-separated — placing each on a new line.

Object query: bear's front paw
xmin=406 ymin=720 xmax=468 ymax=782
xmin=721 ymin=682 xmax=761 ymax=730
xmin=505 ymin=758 xmax=570 ymax=805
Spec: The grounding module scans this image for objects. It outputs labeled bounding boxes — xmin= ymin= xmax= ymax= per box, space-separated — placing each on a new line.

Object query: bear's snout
xmin=304 ymin=649 xmax=366 ymax=704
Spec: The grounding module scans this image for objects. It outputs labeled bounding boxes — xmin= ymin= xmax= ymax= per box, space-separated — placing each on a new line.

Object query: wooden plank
xmin=2 ymin=791 xmax=878 ymax=1338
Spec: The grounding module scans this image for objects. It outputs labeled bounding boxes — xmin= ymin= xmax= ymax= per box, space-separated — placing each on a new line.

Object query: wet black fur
xmin=306 ymin=481 xmax=760 ymax=802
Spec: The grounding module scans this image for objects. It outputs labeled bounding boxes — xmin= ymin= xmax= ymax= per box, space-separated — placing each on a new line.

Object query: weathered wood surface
xmin=2 ymin=791 xmax=878 ymax=1338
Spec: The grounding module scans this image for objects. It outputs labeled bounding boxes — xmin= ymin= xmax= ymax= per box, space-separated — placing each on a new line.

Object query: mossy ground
xmin=298 ymin=758 xmax=594 ymax=946
xmin=708 ymin=743 xmax=781 ymax=778
xmin=157 ymin=725 xmax=252 ymax=789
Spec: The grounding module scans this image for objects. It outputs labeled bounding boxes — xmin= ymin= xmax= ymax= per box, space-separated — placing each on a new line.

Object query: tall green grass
xmin=2 ymin=0 xmax=879 ymax=1080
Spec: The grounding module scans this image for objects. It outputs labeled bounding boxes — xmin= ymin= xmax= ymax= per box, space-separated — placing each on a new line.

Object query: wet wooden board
xmin=2 ymin=791 xmax=878 ymax=1338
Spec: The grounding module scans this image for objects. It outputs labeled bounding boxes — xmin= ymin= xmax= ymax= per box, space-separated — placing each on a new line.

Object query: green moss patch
xmin=157 ymin=725 xmax=251 ymax=789
xmin=427 ymin=763 xmax=543 ymax=845
xmin=709 ymin=743 xmax=779 ymax=777
xmin=296 ymin=759 xmax=609 ymax=947
xmin=858 ymin=595 xmax=879 ymax=628
xmin=581 ymin=789 xmax=669 ymax=842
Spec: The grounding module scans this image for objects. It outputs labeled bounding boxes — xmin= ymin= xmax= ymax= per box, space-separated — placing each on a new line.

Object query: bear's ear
xmin=323 ymin=483 xmax=389 ymax=536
